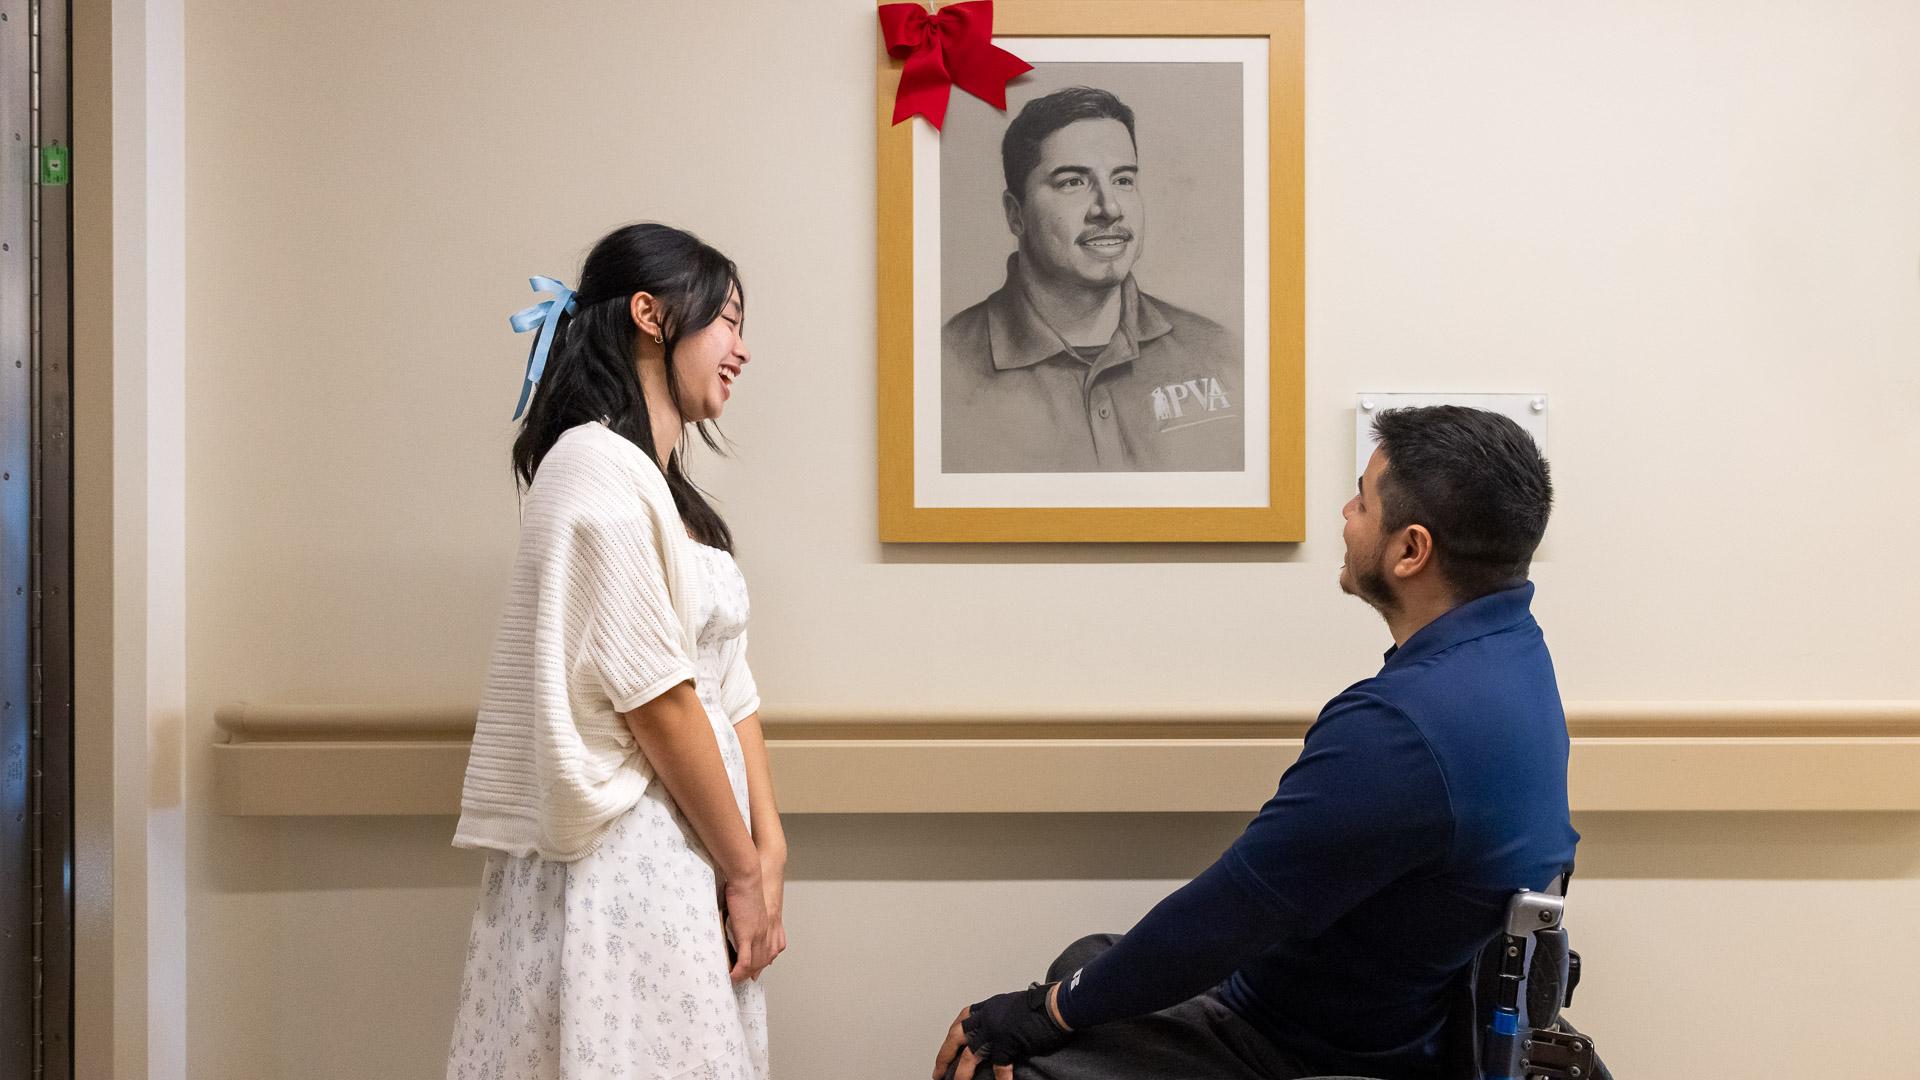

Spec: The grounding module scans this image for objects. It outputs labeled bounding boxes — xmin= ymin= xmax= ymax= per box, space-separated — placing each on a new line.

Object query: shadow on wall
xmin=1570 ymin=812 xmax=1920 ymax=880
xmin=784 ymin=812 xmax=1920 ymax=883
xmin=200 ymin=816 xmax=484 ymax=894
xmin=195 ymin=811 xmax=1920 ymax=895
xmin=787 ymin=813 xmax=1256 ymax=880
xmin=877 ymin=542 xmax=1312 ymax=566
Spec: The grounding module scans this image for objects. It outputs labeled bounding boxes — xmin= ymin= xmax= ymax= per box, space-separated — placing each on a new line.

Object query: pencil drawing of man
xmin=942 ymin=86 xmax=1244 ymax=474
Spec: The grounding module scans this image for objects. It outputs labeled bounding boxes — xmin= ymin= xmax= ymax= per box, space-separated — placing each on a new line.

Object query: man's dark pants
xmin=1003 ymin=936 xmax=1370 ymax=1080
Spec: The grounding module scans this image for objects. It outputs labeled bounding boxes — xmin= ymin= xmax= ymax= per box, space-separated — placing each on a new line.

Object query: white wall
xmin=175 ymin=1 xmax=1920 ymax=1077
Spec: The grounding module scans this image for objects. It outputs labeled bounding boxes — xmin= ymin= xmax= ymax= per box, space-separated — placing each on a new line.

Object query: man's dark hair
xmin=1370 ymin=406 xmax=1553 ymax=601
xmin=1001 ymin=87 xmax=1137 ymax=201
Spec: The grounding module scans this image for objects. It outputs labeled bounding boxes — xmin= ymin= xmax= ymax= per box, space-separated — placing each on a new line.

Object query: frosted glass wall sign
xmin=1353 ymin=394 xmax=1549 ymax=478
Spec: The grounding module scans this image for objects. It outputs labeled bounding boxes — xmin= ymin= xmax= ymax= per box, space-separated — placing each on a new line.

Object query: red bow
xmin=879 ymin=1 xmax=1032 ymax=130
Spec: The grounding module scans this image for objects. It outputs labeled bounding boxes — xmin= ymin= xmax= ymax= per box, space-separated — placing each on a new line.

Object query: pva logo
xmin=1151 ymin=378 xmax=1231 ymax=421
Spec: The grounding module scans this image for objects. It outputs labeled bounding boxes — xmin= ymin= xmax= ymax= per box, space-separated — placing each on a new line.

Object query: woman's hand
xmin=722 ymin=870 xmax=775 ymax=984
xmin=760 ymin=848 xmax=788 ymax=965
xmin=736 ymin=713 xmax=788 ymax=971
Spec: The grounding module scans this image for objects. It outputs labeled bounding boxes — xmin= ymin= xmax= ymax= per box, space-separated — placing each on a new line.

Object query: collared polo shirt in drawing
xmin=941 ymin=257 xmax=1244 ymax=473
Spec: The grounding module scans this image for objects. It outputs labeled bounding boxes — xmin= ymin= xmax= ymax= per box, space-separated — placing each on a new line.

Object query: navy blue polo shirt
xmin=1056 ymin=584 xmax=1578 ymax=1078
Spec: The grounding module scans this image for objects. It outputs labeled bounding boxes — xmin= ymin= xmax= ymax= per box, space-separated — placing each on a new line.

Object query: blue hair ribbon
xmin=509 ymin=275 xmax=579 ymax=420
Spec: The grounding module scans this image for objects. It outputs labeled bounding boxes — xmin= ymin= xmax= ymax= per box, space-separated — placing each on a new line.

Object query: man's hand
xmin=932 ymin=1006 xmax=1010 ymax=1080
xmin=932 ymin=984 xmax=1071 ymax=1080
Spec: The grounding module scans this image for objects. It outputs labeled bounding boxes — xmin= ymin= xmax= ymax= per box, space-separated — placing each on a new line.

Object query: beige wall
xmin=157 ymin=1 xmax=1920 ymax=1078
xmin=182 ymin=812 xmax=1920 ymax=1079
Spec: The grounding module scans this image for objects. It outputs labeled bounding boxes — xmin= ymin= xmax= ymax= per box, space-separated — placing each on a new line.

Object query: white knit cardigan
xmin=453 ymin=422 xmax=743 ymax=860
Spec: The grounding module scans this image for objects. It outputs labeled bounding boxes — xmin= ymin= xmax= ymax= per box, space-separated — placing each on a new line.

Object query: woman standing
xmin=448 ymin=223 xmax=785 ymax=1080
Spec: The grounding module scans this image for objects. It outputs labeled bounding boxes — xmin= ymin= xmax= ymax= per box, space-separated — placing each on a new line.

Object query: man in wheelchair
xmin=934 ymin=407 xmax=1608 ymax=1080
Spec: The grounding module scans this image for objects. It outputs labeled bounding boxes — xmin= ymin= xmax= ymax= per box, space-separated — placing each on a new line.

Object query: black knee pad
xmin=1046 ymin=933 xmax=1122 ymax=984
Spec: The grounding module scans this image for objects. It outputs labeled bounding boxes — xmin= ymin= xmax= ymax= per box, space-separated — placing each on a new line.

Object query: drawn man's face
xmin=1004 ymin=117 xmax=1144 ymax=292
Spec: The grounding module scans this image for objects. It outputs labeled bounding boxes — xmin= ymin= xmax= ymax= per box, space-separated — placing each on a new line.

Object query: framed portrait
xmin=877 ymin=0 xmax=1303 ymax=542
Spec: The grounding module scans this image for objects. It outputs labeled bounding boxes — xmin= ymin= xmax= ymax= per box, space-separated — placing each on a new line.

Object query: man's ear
xmin=1002 ymin=190 xmax=1024 ymax=240
xmin=1392 ymin=524 xmax=1436 ymax=580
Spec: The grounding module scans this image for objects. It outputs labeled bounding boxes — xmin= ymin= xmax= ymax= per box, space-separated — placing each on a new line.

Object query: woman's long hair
xmin=510 ymin=223 xmax=741 ymax=552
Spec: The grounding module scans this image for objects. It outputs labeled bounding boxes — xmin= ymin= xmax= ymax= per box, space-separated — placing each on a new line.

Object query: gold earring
xmin=654 ymin=333 xmax=663 ymax=344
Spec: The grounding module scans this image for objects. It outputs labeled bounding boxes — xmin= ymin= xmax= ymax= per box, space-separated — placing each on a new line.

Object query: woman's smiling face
xmin=671 ymin=287 xmax=749 ymax=422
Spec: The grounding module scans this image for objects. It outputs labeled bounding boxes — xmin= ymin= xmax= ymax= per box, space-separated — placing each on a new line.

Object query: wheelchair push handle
xmin=1504 ymin=891 xmax=1563 ymax=937
xmin=1486 ymin=889 xmax=1596 ymax=1080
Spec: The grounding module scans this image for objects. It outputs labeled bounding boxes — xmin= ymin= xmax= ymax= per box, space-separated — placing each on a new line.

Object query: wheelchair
xmin=1304 ymin=881 xmax=1609 ymax=1080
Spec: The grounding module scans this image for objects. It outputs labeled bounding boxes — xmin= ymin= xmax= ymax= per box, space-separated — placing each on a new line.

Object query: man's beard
xmin=1341 ymin=539 xmax=1399 ymax=618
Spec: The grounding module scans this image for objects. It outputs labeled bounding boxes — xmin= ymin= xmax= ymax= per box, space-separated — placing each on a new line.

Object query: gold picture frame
xmin=877 ymin=0 xmax=1304 ymax=543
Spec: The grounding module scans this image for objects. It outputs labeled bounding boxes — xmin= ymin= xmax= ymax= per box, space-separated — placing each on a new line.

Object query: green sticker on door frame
xmin=40 ymin=144 xmax=69 ymax=186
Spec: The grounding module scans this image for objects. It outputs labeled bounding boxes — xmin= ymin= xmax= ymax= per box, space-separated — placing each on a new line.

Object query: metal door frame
xmin=2 ymin=0 xmax=74 ymax=1076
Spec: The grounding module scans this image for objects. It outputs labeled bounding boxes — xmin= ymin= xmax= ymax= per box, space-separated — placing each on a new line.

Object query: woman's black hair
xmin=510 ymin=222 xmax=742 ymax=552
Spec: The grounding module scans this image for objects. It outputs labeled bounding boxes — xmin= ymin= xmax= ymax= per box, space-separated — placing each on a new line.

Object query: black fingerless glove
xmin=963 ymin=982 xmax=1072 ymax=1065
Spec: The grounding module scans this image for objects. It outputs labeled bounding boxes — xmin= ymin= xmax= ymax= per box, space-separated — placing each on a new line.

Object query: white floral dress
xmin=448 ymin=542 xmax=767 ymax=1080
